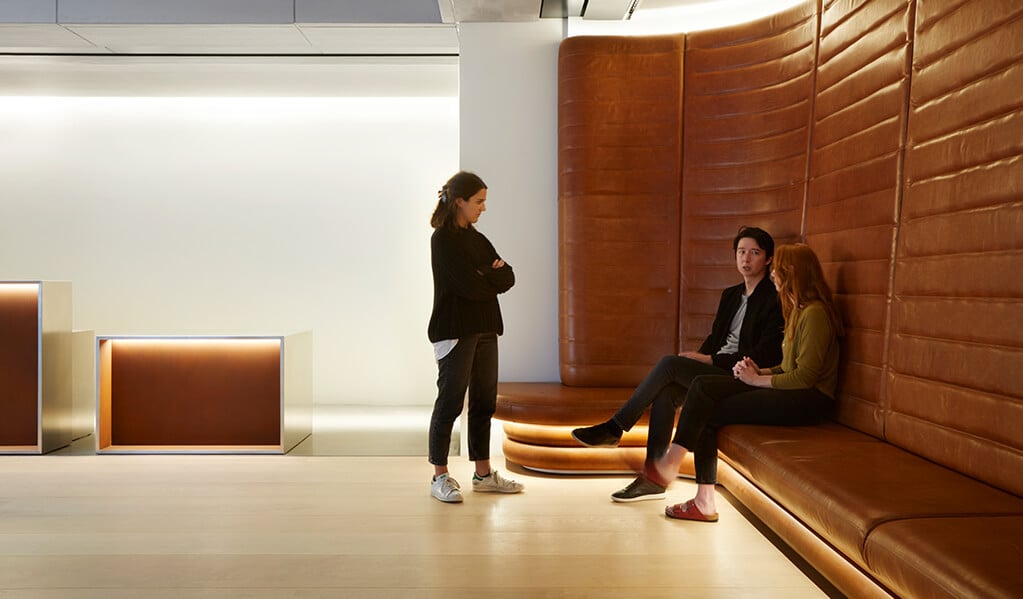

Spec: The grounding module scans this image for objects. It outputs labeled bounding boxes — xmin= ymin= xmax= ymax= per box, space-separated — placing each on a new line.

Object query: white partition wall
xmin=0 ymin=57 xmax=458 ymax=408
xmin=457 ymin=21 xmax=563 ymax=384
xmin=1 ymin=30 xmax=567 ymax=409
xmin=71 ymin=330 xmax=96 ymax=441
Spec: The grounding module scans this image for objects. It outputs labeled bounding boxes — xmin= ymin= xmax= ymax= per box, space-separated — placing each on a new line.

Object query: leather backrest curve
xmin=558 ymin=35 xmax=685 ymax=386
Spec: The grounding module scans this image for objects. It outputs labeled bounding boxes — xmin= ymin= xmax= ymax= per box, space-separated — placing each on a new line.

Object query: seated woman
xmin=645 ymin=243 xmax=843 ymax=522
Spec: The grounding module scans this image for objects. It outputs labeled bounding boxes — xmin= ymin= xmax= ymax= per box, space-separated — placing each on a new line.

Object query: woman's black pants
xmin=671 ymin=374 xmax=833 ymax=484
xmin=428 ymin=333 xmax=498 ymax=466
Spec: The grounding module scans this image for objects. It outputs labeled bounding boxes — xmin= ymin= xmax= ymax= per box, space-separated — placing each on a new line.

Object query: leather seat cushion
xmin=864 ymin=516 xmax=1023 ymax=599
xmin=496 ymin=383 xmax=637 ymax=426
xmin=718 ymin=423 xmax=1023 ymax=568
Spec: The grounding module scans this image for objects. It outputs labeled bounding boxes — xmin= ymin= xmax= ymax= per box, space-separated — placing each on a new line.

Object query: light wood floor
xmin=0 ymin=435 xmax=833 ymax=598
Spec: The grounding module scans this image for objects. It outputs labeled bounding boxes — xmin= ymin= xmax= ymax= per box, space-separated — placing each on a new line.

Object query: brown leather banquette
xmin=495 ymin=1 xmax=1023 ymax=597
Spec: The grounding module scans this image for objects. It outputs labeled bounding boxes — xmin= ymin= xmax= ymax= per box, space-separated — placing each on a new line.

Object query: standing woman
xmin=427 ymin=171 xmax=524 ymax=503
xmin=647 ymin=243 xmax=843 ymax=521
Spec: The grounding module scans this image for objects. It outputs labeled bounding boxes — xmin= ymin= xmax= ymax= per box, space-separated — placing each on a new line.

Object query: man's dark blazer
xmin=698 ymin=276 xmax=784 ymax=370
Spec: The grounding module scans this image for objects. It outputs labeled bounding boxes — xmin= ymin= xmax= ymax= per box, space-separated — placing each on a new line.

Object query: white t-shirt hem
xmin=433 ymin=339 xmax=458 ymax=361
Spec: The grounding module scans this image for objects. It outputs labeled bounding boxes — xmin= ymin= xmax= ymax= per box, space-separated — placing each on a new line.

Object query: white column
xmin=457 ymin=20 xmax=563 ymax=385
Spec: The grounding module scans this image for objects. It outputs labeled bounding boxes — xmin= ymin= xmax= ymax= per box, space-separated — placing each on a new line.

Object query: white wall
xmin=0 ymin=62 xmax=459 ymax=406
xmin=457 ymin=20 xmax=563 ymax=384
xmin=0 ymin=26 xmax=564 ymax=409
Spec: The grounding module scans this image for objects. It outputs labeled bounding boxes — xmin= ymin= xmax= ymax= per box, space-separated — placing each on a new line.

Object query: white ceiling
xmin=0 ymin=0 xmax=779 ymax=97
xmin=0 ymin=0 xmax=717 ymax=55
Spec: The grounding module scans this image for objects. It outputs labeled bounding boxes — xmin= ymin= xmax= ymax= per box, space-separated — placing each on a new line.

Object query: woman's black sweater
xmin=428 ymin=225 xmax=515 ymax=343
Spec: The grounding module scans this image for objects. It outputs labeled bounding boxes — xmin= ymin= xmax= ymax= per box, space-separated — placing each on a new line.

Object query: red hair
xmin=772 ymin=244 xmax=844 ymax=340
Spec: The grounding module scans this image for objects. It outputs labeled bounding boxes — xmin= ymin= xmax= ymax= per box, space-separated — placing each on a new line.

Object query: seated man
xmin=571 ymin=226 xmax=784 ymax=502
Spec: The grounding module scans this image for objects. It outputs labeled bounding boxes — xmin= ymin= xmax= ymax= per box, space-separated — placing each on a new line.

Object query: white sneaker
xmin=431 ymin=474 xmax=463 ymax=503
xmin=472 ymin=470 xmax=524 ymax=494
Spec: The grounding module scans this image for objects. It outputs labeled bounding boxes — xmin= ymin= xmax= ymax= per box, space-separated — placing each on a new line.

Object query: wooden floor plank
xmin=0 ymin=449 xmax=828 ymax=598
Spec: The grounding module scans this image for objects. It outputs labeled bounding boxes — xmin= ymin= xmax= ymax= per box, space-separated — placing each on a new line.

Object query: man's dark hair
xmin=733 ymin=226 xmax=775 ymax=258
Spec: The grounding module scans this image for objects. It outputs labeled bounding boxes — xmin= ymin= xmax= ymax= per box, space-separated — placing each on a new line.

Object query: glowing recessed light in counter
xmin=103 ymin=337 xmax=282 ymax=353
xmin=0 ymin=282 xmax=40 ymax=297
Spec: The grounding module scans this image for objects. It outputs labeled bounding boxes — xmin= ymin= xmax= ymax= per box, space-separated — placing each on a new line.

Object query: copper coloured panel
xmin=108 ymin=339 xmax=281 ymax=446
xmin=0 ymin=284 xmax=39 ymax=446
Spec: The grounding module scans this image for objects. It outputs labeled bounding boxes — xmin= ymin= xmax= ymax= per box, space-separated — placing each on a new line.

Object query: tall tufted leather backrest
xmin=805 ymin=0 xmax=915 ymax=438
xmin=679 ymin=2 xmax=816 ymax=351
xmin=558 ymin=35 xmax=685 ymax=386
xmin=886 ymin=0 xmax=1023 ymax=497
xmin=555 ymin=1 xmax=1022 ymax=496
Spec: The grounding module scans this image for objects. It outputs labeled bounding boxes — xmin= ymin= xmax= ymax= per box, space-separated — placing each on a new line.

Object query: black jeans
xmin=672 ymin=374 xmax=834 ymax=484
xmin=612 ymin=355 xmax=727 ymax=460
xmin=428 ymin=333 xmax=498 ymax=466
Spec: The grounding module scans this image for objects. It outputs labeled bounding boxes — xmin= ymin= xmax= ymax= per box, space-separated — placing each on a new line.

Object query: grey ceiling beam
xmin=0 ymin=0 xmax=447 ymax=25
xmin=0 ymin=0 xmax=57 ymax=23
xmin=56 ymin=0 xmax=294 ymax=24
xmin=297 ymin=0 xmax=442 ymax=24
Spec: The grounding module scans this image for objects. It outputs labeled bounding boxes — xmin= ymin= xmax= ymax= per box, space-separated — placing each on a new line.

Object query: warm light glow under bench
xmin=96 ymin=333 xmax=311 ymax=454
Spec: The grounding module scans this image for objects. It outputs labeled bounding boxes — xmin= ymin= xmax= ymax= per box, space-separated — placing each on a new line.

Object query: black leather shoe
xmin=571 ymin=423 xmax=621 ymax=448
xmin=611 ymin=475 xmax=667 ymax=503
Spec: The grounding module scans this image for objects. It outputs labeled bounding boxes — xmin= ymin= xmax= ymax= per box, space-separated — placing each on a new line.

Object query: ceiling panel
xmin=0 ymin=24 xmax=100 ymax=52
xmin=0 ymin=0 xmax=56 ymax=23
xmin=64 ymin=24 xmax=316 ymax=54
xmin=0 ymin=1 xmax=768 ymax=56
xmin=300 ymin=25 xmax=457 ymax=55
xmin=450 ymin=0 xmax=543 ymax=22
xmin=296 ymin=0 xmax=443 ymax=24
xmin=57 ymin=0 xmax=294 ymax=24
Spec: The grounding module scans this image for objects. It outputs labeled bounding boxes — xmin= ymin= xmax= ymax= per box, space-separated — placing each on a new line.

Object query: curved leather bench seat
xmin=502 ymin=435 xmax=696 ymax=476
xmin=496 ymin=383 xmax=637 ymax=426
xmin=503 ymin=421 xmax=648 ymax=447
xmin=496 ymin=383 xmax=695 ymax=475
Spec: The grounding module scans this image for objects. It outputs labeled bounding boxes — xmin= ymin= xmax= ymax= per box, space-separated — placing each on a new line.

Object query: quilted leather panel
xmin=888 ymin=0 xmax=1023 ymax=496
xmin=680 ymin=1 xmax=815 ymax=351
xmin=558 ymin=35 xmax=684 ymax=386
xmin=805 ymin=0 xmax=914 ymax=437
